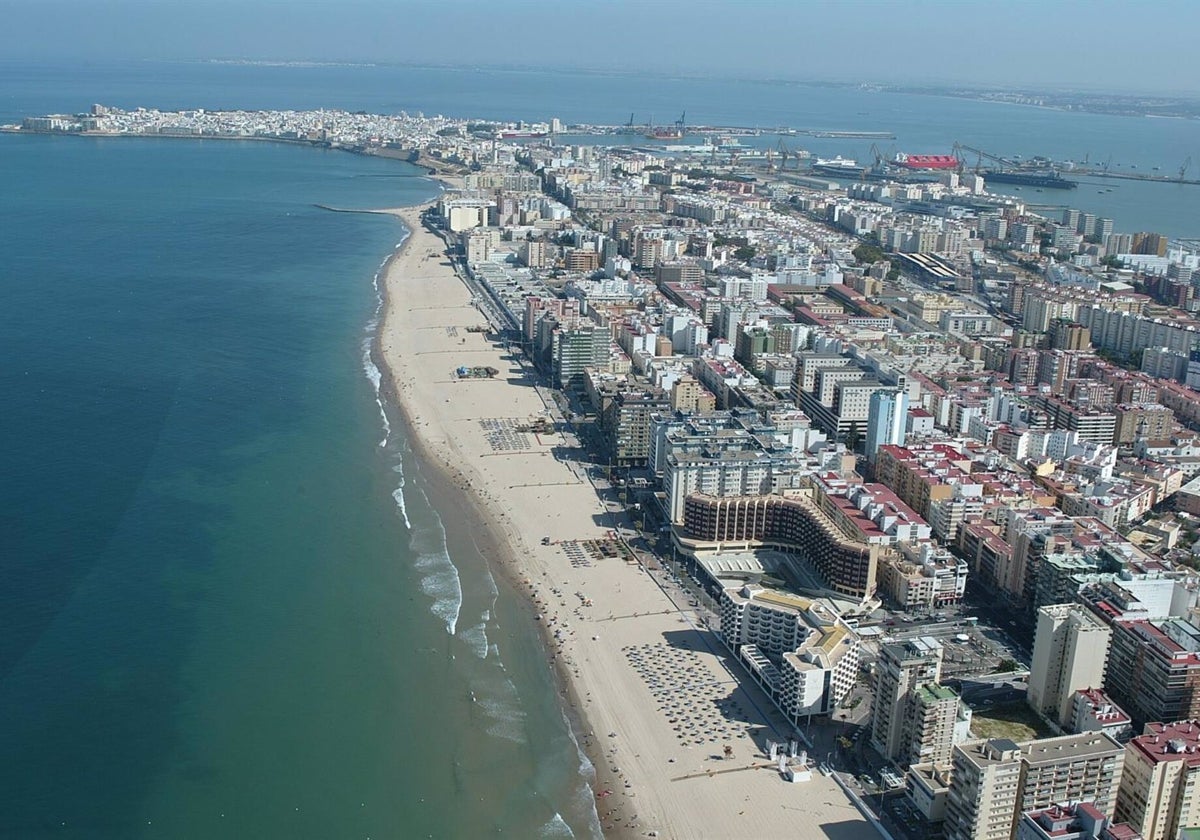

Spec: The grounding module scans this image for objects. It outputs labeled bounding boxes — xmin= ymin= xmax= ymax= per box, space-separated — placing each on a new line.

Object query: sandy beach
xmin=374 ymin=202 xmax=870 ymax=839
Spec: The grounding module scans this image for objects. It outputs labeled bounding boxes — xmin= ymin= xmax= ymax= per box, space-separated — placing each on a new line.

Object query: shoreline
xmin=0 ymin=128 xmax=467 ymax=179
xmin=368 ymin=198 xmax=868 ymax=838
xmin=366 ymin=203 xmax=618 ymax=838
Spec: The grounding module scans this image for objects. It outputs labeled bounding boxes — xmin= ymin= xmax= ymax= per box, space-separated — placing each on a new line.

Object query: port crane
xmin=1181 ymin=157 xmax=1192 ymax=181
xmin=643 ymin=110 xmax=686 ymax=139
xmin=775 ymin=137 xmax=803 ymax=171
xmin=953 ymin=142 xmax=1020 ymax=173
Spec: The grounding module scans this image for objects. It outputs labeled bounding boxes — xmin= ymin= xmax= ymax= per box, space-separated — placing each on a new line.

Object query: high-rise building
xmin=1115 ymin=720 xmax=1200 ymax=840
xmin=945 ymin=734 xmax=1126 ymax=840
xmin=669 ymin=376 xmax=715 ymax=414
xmin=1106 ymin=233 xmax=1134 ymax=255
xmin=905 ymin=683 xmax=965 ymax=767
xmin=982 ymin=215 xmax=1008 ymax=242
xmin=1105 ymin=618 xmax=1200 ymax=728
xmin=946 ymin=738 xmax=1026 ymax=840
xmin=1132 ymin=233 xmax=1169 ymax=257
xmin=866 ymin=389 xmax=908 ymax=460
xmin=871 ymin=637 xmax=944 ymax=762
xmin=602 ymin=388 xmax=671 ymax=467
xmin=462 ymin=228 xmax=493 ymax=264
xmin=518 ymin=238 xmax=549 ymax=269
xmin=564 ymin=247 xmax=600 ymax=273
xmin=1028 ymin=604 xmax=1112 ymax=728
xmin=552 ymin=321 xmax=610 ymax=388
xmin=1049 ymin=319 xmax=1092 ymax=351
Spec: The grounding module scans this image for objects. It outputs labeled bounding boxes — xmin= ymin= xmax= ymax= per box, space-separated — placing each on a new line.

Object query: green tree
xmin=845 ymin=422 xmax=861 ymax=452
xmin=734 ymin=245 xmax=757 ymax=262
xmin=853 ymin=243 xmax=885 ymax=264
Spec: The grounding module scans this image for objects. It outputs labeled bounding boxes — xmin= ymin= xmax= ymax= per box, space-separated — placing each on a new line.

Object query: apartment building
xmin=718 ymin=584 xmax=859 ymax=720
xmin=681 ymin=491 xmax=882 ymax=601
xmin=602 ymin=388 xmax=671 ymax=467
xmin=1105 ymin=618 xmax=1200 ymax=728
xmin=871 ymin=637 xmax=944 ymax=763
xmin=945 ymin=734 xmax=1125 ymax=840
xmin=1116 ymin=720 xmax=1200 ymax=840
xmin=1028 ymin=604 xmax=1113 ymax=729
xmin=1016 ymin=802 xmax=1139 ymax=840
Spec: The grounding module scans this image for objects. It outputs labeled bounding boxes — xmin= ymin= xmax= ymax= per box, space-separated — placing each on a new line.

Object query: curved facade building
xmin=682 ymin=491 xmax=880 ymax=600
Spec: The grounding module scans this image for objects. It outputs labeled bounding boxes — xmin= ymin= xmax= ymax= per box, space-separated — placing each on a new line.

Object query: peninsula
xmin=13 ymin=102 xmax=1200 ymax=840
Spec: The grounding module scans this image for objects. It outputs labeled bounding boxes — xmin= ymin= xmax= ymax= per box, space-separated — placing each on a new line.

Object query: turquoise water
xmin=0 ymin=133 xmax=595 ymax=838
xmin=0 ymin=60 xmax=1196 ymax=838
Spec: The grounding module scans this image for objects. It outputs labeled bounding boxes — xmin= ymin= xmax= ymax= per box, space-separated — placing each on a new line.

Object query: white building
xmin=719 ymin=585 xmax=859 ymax=720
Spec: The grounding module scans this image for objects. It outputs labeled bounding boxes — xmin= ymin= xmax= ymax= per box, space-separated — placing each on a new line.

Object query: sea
xmin=0 ymin=60 xmax=1197 ymax=839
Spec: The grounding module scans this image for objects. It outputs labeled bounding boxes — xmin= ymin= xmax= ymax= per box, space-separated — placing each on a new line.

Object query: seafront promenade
xmin=374 ymin=203 xmax=869 ymax=838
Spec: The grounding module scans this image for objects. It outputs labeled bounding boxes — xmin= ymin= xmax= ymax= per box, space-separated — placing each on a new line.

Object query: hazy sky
xmin=2 ymin=0 xmax=1197 ymax=94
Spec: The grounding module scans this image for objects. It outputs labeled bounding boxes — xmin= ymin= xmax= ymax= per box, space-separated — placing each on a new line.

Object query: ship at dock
xmin=954 ymin=142 xmax=1079 ymax=189
xmin=894 ymin=152 xmax=960 ymax=170
xmin=497 ymin=130 xmax=547 ymax=139
xmin=982 ymin=170 xmax=1078 ymax=190
xmin=810 ymin=155 xmax=862 ymax=175
xmin=644 ymin=111 xmax=686 ymax=140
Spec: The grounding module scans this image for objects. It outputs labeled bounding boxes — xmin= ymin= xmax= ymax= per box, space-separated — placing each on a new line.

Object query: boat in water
xmin=811 ymin=156 xmax=862 ymax=175
xmin=982 ymin=170 xmax=1078 ymax=190
xmin=894 ymin=153 xmax=959 ymax=170
xmin=645 ymin=111 xmax=686 ymax=141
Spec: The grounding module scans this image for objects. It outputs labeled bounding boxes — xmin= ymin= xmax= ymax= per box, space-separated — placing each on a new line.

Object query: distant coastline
xmin=0 ymin=126 xmax=463 ymax=178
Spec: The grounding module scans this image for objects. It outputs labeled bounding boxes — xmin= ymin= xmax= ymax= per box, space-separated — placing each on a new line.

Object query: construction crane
xmin=953 ymin=142 xmax=1020 ymax=173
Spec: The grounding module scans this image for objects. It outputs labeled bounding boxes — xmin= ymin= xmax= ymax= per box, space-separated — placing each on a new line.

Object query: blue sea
xmin=0 ymin=60 xmax=1196 ymax=839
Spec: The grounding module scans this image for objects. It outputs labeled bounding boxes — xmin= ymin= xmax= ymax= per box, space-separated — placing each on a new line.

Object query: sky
xmin=1 ymin=0 xmax=1198 ymax=95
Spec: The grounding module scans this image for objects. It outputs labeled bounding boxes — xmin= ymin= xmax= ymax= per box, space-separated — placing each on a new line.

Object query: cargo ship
xmin=894 ymin=153 xmax=959 ymax=170
xmin=645 ymin=111 xmax=686 ymax=141
xmin=498 ymin=130 xmax=547 ymax=139
xmin=982 ymin=170 xmax=1078 ymax=190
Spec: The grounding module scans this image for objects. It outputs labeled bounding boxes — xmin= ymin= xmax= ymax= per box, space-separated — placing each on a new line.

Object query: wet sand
xmin=373 ymin=203 xmax=868 ymax=839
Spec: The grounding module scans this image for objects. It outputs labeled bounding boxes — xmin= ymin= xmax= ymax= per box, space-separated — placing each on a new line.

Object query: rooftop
xmin=1130 ymin=720 xmax=1200 ymax=767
